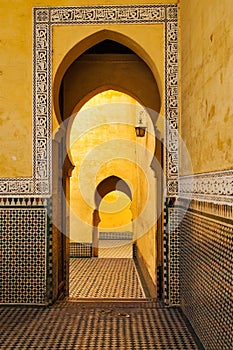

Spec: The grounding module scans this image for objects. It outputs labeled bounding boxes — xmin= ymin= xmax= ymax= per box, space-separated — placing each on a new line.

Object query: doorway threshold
xmin=66 ymin=297 xmax=163 ymax=310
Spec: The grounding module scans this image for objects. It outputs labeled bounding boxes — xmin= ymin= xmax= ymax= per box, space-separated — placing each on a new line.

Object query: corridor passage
xmin=69 ymin=258 xmax=145 ymax=299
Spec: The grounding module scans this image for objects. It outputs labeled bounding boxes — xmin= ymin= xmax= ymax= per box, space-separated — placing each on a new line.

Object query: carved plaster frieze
xmin=179 ymin=170 xmax=233 ymax=205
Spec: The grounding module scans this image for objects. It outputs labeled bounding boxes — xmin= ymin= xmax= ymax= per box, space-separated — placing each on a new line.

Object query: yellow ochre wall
xmin=52 ymin=1 xmax=166 ymax=285
xmin=98 ymin=191 xmax=132 ymax=232
xmin=69 ymin=90 xmax=157 ymax=282
xmin=180 ymin=0 xmax=233 ymax=175
xmin=0 ymin=0 xmax=175 ymax=178
xmin=52 ymin=24 xmax=164 ymax=130
xmin=0 ymin=0 xmax=175 ymax=285
xmin=69 ymin=91 xmax=139 ymax=242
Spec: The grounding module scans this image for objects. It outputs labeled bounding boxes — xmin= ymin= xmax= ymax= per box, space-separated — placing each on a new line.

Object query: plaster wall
xmin=180 ymin=0 xmax=233 ymax=175
xmin=70 ymin=90 xmax=155 ymax=241
xmin=69 ymin=91 xmax=139 ymax=242
xmin=61 ymin=54 xmax=160 ymax=121
xmin=179 ymin=1 xmax=233 ymax=347
xmin=0 ymin=0 xmax=175 ymax=302
xmin=98 ymin=191 xmax=132 ymax=232
xmin=69 ymin=90 xmax=157 ymax=282
xmin=0 ymin=2 xmax=33 ymax=177
xmin=51 ymin=8 xmax=165 ymax=284
xmin=134 ymin=127 xmax=157 ymax=283
xmin=52 ymin=23 xmax=164 ymax=131
xmin=0 ymin=0 xmax=169 ymax=178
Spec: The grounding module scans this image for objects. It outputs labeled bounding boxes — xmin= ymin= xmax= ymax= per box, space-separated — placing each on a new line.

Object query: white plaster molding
xmin=179 ymin=170 xmax=233 ymax=205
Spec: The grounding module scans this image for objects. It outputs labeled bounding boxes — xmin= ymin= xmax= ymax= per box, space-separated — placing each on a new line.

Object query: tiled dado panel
xmin=0 ymin=199 xmax=49 ymax=304
xmin=168 ymin=206 xmax=180 ymax=305
xmin=164 ymin=199 xmax=180 ymax=306
xmin=179 ymin=203 xmax=233 ymax=350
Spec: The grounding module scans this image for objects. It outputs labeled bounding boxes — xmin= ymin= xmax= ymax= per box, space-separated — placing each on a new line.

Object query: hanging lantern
xmin=135 ymin=115 xmax=147 ymax=137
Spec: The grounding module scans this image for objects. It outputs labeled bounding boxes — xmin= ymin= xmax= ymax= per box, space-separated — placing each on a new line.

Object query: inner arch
xmin=54 ymin=31 xmax=161 ymax=124
xmin=98 ymin=190 xmax=133 ymax=259
xmin=95 ymin=175 xmax=132 ymax=209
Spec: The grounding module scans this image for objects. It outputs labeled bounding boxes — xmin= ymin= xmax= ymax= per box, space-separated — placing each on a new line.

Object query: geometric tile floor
xmin=0 ymin=303 xmax=204 ymax=349
xmin=98 ymin=240 xmax=133 ymax=258
xmin=69 ymin=258 xmax=145 ymax=299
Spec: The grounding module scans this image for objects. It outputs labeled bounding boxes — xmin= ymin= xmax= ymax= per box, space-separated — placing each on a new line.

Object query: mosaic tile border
xmin=99 ymin=231 xmax=133 ymax=240
xmin=46 ymin=199 xmax=53 ymax=304
xmin=164 ymin=199 xmax=180 ymax=305
xmin=0 ymin=197 xmax=48 ymax=207
xmin=0 ymin=4 xmax=179 ymax=197
xmin=163 ymin=201 xmax=169 ymax=303
xmin=179 ymin=170 xmax=233 ymax=205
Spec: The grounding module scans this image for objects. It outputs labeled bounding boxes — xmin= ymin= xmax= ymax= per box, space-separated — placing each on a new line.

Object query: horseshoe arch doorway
xmin=92 ymin=175 xmax=133 ymax=258
xmin=52 ymin=31 xmax=163 ymax=301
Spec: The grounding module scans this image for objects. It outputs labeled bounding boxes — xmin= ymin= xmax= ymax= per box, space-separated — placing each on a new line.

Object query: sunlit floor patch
xmin=98 ymin=239 xmax=132 ymax=258
xmin=69 ymin=258 xmax=145 ymax=299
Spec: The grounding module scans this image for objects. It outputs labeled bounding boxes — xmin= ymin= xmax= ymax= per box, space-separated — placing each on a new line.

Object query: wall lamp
xmin=135 ymin=115 xmax=147 ymax=137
